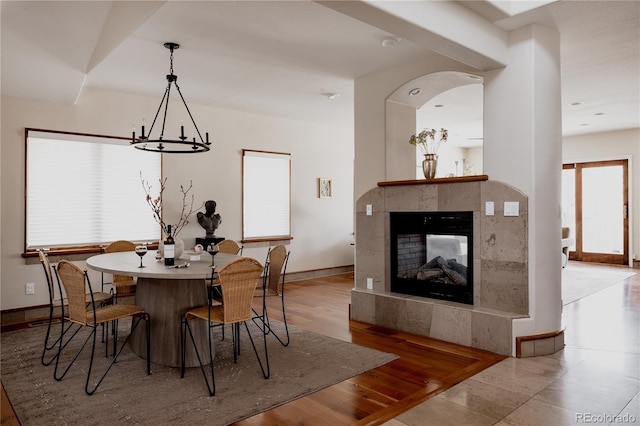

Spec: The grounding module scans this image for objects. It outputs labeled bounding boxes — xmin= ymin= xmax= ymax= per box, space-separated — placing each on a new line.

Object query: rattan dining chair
xmin=206 ymin=239 xmax=242 ymax=303
xmin=38 ymin=249 xmax=112 ymax=366
xmin=102 ymin=240 xmax=137 ymax=302
xmin=181 ymin=257 xmax=268 ymax=396
xmin=53 ymin=260 xmax=151 ymax=395
xmin=252 ymin=245 xmax=291 ymax=346
xmin=216 ymin=239 xmax=243 ymax=255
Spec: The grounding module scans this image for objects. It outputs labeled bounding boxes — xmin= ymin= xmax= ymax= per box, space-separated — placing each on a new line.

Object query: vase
xmin=158 ymin=237 xmax=185 ymax=260
xmin=422 ymin=154 xmax=438 ymax=179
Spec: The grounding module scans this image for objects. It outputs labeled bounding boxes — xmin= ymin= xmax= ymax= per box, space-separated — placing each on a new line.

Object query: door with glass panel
xmin=562 ymin=160 xmax=629 ymax=265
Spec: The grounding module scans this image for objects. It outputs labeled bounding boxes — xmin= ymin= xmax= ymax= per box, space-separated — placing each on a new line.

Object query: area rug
xmin=1 ymin=320 xmax=398 ymax=425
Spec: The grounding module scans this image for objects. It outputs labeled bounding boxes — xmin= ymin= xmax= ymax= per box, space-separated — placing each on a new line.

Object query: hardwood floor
xmin=235 ymin=272 xmax=505 ymax=425
xmin=0 ymin=272 xmax=504 ymax=425
xmin=1 ymin=385 xmax=18 ymax=426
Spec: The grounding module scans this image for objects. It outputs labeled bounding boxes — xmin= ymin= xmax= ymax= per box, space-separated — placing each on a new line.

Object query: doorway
xmin=562 ymin=159 xmax=629 ymax=265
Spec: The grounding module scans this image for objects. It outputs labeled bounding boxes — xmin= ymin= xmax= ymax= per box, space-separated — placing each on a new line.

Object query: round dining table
xmin=86 ymin=250 xmax=240 ymax=368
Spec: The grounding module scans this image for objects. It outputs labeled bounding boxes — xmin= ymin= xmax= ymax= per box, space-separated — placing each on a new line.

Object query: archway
xmin=385 ymin=71 xmax=484 ymax=179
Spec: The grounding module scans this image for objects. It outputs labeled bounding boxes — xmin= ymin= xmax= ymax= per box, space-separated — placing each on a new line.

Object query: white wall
xmin=354 ymin=52 xmax=478 ymax=200
xmin=1 ymin=88 xmax=354 ymax=310
xmin=563 ymin=128 xmax=639 ymax=262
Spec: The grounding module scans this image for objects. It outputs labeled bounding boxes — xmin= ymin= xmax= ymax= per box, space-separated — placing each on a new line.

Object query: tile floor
xmin=385 ymin=262 xmax=640 ymax=426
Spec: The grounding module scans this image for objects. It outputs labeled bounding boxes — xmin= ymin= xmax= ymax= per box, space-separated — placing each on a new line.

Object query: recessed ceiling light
xmin=381 ymin=37 xmax=401 ymax=47
xmin=326 ymin=93 xmax=340 ymax=100
xmin=409 ymin=88 xmax=422 ymax=96
xmin=570 ymin=102 xmax=582 ymax=106
xmin=434 ymin=104 xmax=445 ymax=108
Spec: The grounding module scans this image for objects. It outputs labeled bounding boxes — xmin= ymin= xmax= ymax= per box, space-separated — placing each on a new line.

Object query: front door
xmin=562 ymin=159 xmax=629 ymax=265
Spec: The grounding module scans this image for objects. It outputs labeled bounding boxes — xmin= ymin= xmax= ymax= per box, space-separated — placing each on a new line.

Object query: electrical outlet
xmin=366 ymin=204 xmax=373 ymax=216
xmin=366 ymin=278 xmax=373 ymax=289
xmin=26 ymin=283 xmax=35 ymax=295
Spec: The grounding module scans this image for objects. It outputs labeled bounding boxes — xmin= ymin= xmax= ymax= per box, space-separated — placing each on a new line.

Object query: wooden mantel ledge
xmin=378 ymin=174 xmax=489 ymax=187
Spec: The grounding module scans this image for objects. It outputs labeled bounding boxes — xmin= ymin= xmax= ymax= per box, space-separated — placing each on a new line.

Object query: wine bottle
xmin=164 ymin=225 xmax=175 ymax=266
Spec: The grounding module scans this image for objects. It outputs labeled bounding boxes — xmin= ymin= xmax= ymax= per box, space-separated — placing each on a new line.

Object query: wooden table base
xmin=129 ymin=277 xmax=212 ymax=368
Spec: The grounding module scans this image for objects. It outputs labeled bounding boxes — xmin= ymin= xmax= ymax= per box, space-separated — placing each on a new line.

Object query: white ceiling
xmin=2 ymin=1 xmax=638 ymax=145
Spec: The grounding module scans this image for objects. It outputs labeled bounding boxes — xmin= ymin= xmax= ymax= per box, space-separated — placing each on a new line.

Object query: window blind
xmin=242 ymin=150 xmax=291 ymax=240
xmin=26 ymin=129 xmax=162 ymax=248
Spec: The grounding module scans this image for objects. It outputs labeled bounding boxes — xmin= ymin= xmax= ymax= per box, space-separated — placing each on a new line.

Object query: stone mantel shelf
xmin=377 ymin=174 xmax=488 ymax=187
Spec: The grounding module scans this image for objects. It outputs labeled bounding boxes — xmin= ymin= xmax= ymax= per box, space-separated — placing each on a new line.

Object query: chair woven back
xmin=104 ymin=240 xmax=136 ymax=253
xmin=217 ymin=239 xmax=242 ymax=255
xmin=217 ymin=257 xmax=263 ymax=324
xmin=267 ymin=245 xmax=288 ymax=295
xmin=56 ymin=260 xmax=90 ymax=325
xmin=38 ymin=249 xmax=56 ymax=301
xmin=105 ymin=240 xmax=136 ymax=285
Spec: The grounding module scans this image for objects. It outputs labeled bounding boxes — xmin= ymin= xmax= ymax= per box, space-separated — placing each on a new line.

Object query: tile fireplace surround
xmin=352 ymin=176 xmax=528 ymax=356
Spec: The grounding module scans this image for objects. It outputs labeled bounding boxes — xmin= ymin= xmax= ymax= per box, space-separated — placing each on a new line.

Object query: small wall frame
xmin=318 ymin=178 xmax=332 ymax=198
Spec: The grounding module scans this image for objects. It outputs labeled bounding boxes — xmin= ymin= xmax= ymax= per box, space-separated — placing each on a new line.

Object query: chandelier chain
xmin=169 ymin=46 xmax=174 ymax=75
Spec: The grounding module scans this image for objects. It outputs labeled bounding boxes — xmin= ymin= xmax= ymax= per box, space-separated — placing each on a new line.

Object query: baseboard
xmin=286 ymin=265 xmax=353 ymax=282
xmin=515 ymin=328 xmax=565 ymax=357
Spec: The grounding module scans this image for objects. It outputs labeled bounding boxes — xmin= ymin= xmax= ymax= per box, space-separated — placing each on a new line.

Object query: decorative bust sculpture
xmin=197 ymin=200 xmax=222 ymax=238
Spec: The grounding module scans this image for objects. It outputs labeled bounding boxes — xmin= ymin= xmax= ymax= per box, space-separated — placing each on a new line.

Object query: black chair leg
xmin=54 ymin=314 xmax=150 ymax=395
xmin=41 ymin=307 xmax=80 ymax=366
xmin=41 ymin=306 xmax=56 ymax=365
xmin=54 ymin=322 xmax=95 ymax=382
xmin=273 ymin=292 xmax=290 ymax=347
xmin=181 ymin=316 xmax=215 ymax=396
xmin=242 ymin=320 xmax=270 ymax=379
xmin=251 ymin=291 xmax=290 ymax=347
xmin=143 ymin=313 xmax=151 ymax=375
xmin=84 ymin=314 xmax=150 ymax=395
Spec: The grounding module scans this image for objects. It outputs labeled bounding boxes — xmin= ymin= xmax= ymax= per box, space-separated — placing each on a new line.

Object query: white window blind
xmin=242 ymin=150 xmax=291 ymax=240
xmin=26 ymin=129 xmax=162 ymax=249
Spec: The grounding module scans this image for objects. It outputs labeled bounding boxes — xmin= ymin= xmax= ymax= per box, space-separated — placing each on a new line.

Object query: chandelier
xmin=131 ymin=42 xmax=211 ymax=153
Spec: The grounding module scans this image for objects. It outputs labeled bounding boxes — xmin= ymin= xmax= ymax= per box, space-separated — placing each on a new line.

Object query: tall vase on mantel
xmin=409 ymin=128 xmax=447 ymax=180
xmin=422 ymin=154 xmax=438 ymax=179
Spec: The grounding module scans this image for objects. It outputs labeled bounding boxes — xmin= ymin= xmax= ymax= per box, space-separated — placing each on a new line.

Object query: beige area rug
xmin=1 ymin=320 xmax=398 ymax=425
xmin=562 ymin=262 xmax=638 ymax=305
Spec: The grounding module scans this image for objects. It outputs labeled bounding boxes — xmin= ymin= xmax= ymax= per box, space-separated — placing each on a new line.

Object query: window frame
xmin=23 ymin=128 xmax=163 ymax=257
xmin=241 ymin=149 xmax=292 ymax=243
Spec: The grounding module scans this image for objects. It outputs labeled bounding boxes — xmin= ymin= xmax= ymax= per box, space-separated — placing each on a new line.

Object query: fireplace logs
xmin=417 ymin=256 xmax=467 ymax=285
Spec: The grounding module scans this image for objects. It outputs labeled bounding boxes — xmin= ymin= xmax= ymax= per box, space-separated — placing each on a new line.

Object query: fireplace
xmin=353 ymin=178 xmax=528 ymax=356
xmin=390 ymin=211 xmax=473 ymax=304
